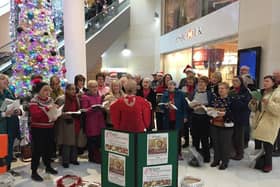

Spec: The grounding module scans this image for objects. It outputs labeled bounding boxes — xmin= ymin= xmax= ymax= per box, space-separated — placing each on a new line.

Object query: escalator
xmin=0 ymin=0 xmax=130 ymax=75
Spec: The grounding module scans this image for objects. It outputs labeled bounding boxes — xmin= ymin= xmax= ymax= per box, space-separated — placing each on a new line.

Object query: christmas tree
xmin=10 ymin=0 xmax=66 ymax=96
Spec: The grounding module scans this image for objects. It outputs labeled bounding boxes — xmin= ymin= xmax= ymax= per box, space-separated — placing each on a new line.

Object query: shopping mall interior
xmin=0 ymin=0 xmax=280 ymax=186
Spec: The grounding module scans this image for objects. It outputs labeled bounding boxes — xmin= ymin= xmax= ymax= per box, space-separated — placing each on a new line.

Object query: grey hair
xmin=168 ymin=80 xmax=176 ymax=86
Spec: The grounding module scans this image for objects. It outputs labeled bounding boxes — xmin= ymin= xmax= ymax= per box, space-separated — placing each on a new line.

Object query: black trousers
xmin=183 ymin=121 xmax=190 ymax=147
xmin=262 ymin=141 xmax=273 ymax=166
xmin=232 ymin=125 xmax=244 ymax=157
xmin=244 ymin=123 xmax=250 ymax=146
xmin=31 ymin=128 xmax=53 ymax=171
xmin=210 ymin=126 xmax=233 ymax=164
xmin=62 ymin=145 xmax=78 ymax=164
xmin=191 ymin=114 xmax=210 ymax=161
xmin=87 ymin=135 xmax=101 ymax=161
xmin=273 ymin=129 xmax=280 ymax=151
xmin=156 ymin=112 xmax=163 ymax=131
xmin=255 ymin=139 xmax=262 ymax=150
xmin=169 ymin=121 xmax=182 ymax=155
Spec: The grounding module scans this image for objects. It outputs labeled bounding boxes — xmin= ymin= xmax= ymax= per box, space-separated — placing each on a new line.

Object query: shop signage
xmin=176 ymin=27 xmax=202 ymax=42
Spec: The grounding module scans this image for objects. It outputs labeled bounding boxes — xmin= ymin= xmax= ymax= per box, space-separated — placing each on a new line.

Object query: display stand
xmin=101 ymin=128 xmax=178 ymax=187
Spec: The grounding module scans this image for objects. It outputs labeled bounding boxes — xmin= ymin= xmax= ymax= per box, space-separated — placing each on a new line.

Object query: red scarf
xmin=169 ymin=92 xmax=176 ymax=121
xmin=64 ymin=95 xmax=80 ymax=134
xmin=234 ymin=87 xmax=241 ymax=93
xmin=143 ymin=88 xmax=150 ymax=98
xmin=187 ymin=85 xmax=194 ymax=94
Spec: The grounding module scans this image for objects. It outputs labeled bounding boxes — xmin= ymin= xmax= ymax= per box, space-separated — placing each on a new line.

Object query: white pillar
xmin=63 ymin=0 xmax=87 ymax=82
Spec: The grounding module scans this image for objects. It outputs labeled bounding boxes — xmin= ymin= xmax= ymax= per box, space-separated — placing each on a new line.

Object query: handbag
xmin=20 ymin=144 xmax=32 ymax=162
xmin=77 ymin=130 xmax=87 ymax=148
xmin=224 ymin=121 xmax=234 ymax=127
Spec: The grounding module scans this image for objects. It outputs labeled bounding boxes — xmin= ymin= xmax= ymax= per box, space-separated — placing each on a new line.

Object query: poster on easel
xmin=142 ymin=165 xmax=172 ymax=187
xmin=105 ymin=129 xmax=129 ymax=156
xmin=147 ymin=133 xmax=168 ymax=165
xmin=108 ymin=153 xmax=126 ymax=187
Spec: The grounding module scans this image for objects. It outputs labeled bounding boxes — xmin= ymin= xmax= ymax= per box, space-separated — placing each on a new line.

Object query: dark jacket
xmin=160 ymin=89 xmax=188 ymax=130
xmin=5 ymin=89 xmax=20 ymax=139
xmin=136 ymin=88 xmax=156 ymax=111
xmin=210 ymin=95 xmax=234 ymax=125
xmin=229 ymin=85 xmax=252 ymax=126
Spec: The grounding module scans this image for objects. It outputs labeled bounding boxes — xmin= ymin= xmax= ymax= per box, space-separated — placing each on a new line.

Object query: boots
xmin=31 ymin=171 xmax=43 ymax=182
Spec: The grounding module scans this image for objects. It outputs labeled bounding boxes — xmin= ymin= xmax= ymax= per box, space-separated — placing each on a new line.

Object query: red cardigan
xmin=110 ymin=95 xmax=151 ymax=133
xmin=29 ymin=96 xmax=54 ymax=128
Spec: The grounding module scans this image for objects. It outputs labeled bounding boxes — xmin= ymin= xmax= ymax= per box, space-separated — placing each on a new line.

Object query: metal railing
xmin=0 ymin=0 xmax=130 ymax=73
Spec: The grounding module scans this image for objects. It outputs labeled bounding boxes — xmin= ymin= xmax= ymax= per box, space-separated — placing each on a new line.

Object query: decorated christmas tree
xmin=10 ymin=0 xmax=66 ymax=96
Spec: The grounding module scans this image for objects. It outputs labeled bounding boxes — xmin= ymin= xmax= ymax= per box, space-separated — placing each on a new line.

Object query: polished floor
xmin=6 ymin=141 xmax=280 ymax=187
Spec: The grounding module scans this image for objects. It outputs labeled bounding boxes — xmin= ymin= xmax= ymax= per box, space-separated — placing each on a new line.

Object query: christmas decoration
xmin=10 ymin=0 xmax=66 ymax=96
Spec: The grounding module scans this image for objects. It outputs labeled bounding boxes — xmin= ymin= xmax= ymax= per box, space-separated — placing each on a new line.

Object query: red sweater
xmin=110 ymin=95 xmax=151 ymax=133
xmin=169 ymin=92 xmax=176 ymax=121
xmin=29 ymin=96 xmax=54 ymax=128
xmin=64 ymin=95 xmax=81 ymax=134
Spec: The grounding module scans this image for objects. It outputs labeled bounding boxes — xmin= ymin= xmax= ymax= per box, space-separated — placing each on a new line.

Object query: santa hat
xmin=109 ymin=72 xmax=118 ymax=77
xmin=183 ymin=65 xmax=195 ymax=74
xmin=156 ymin=71 xmax=164 ymax=76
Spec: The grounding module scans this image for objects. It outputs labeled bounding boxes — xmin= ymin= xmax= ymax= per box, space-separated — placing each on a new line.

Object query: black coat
xmin=136 ymin=88 xmax=156 ymax=111
xmin=229 ymin=86 xmax=252 ymax=126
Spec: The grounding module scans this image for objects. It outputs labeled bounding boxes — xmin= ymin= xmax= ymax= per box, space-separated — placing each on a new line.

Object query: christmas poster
xmin=105 ymin=130 xmax=129 ymax=156
xmin=108 ymin=153 xmax=126 ymax=186
xmin=147 ymin=133 xmax=168 ymax=165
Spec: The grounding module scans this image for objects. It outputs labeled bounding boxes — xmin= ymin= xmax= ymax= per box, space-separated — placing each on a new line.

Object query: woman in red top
xmin=110 ymin=79 xmax=151 ymax=132
xmin=56 ymin=84 xmax=81 ymax=168
xmin=81 ymin=80 xmax=105 ymax=163
xmin=29 ymin=82 xmax=58 ymax=182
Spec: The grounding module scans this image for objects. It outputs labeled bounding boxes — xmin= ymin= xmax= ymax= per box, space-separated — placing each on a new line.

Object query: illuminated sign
xmin=176 ymin=27 xmax=202 ymax=42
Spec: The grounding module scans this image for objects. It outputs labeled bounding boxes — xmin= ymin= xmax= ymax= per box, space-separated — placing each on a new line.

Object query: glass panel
xmin=193 ymin=39 xmax=238 ymax=85
xmin=164 ymin=0 xmax=238 ymax=34
xmin=85 ymin=0 xmax=130 ymax=40
xmin=0 ymin=41 xmax=13 ymax=74
xmin=162 ymin=38 xmax=238 ymax=85
xmin=163 ymin=49 xmax=193 ymax=82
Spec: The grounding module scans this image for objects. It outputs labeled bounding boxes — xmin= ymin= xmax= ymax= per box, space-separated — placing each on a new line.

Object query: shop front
xmin=163 ymin=39 xmax=238 ymax=84
xmin=160 ymin=1 xmax=239 ymax=84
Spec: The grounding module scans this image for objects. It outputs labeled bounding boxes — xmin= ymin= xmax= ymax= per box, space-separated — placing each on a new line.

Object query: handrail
xmin=85 ymin=0 xmax=119 ymax=25
xmin=0 ymin=40 xmax=15 ymax=51
xmin=0 ymin=0 xmax=130 ymax=73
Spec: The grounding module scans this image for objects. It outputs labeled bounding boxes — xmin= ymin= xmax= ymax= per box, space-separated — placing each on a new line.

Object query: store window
xmin=162 ymin=38 xmax=238 ymax=85
xmin=163 ymin=49 xmax=192 ymax=83
xmin=193 ymin=39 xmax=238 ymax=84
xmin=164 ymin=0 xmax=238 ymax=34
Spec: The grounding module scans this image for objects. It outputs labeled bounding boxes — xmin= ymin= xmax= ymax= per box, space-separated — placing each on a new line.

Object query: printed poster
xmin=142 ymin=165 xmax=172 ymax=187
xmin=147 ymin=133 xmax=168 ymax=165
xmin=108 ymin=153 xmax=126 ymax=186
xmin=105 ymin=130 xmax=129 ymax=156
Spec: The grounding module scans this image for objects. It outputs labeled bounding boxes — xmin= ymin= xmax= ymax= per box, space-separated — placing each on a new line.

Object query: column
xmin=63 ymin=0 xmax=87 ymax=82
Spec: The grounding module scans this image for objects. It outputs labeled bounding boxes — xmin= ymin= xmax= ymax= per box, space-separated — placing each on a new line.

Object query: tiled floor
xmin=5 ymin=142 xmax=280 ymax=187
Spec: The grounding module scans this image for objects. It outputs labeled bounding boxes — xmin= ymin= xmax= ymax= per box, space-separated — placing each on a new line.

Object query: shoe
xmin=31 ymin=171 xmax=43 ymax=182
xmin=9 ymin=170 xmax=20 ymax=177
xmin=12 ymin=157 xmax=17 ymax=162
xmin=262 ymin=165 xmax=272 ymax=173
xmin=231 ymin=155 xmax=243 ymax=160
xmin=71 ymin=161 xmax=80 ymax=165
xmin=210 ymin=161 xmax=219 ymax=167
xmin=46 ymin=167 xmax=58 ymax=175
xmin=62 ymin=163 xmax=69 ymax=168
xmin=219 ymin=163 xmax=228 ymax=170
